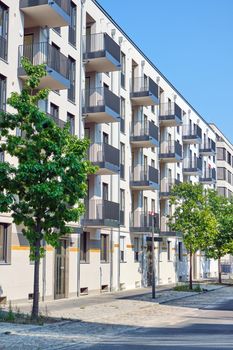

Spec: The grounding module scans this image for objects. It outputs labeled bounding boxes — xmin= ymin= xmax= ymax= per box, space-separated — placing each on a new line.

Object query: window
xmin=0 ymin=148 xmax=4 ymax=162
xmin=80 ymin=232 xmax=89 ymax=263
xmin=100 ymin=234 xmax=109 ymax=262
xmin=103 ymin=132 xmax=109 ymax=144
xmin=68 ymin=56 xmax=76 ymax=102
xmin=217 ymin=167 xmax=226 ymax=180
xmin=120 ymin=189 xmax=125 ymax=225
xmin=120 ymin=236 xmax=125 ymax=262
xmin=134 ymin=237 xmax=140 ymax=262
xmin=121 ymin=52 xmax=126 ymax=88
xmin=53 ymin=27 xmax=61 ymax=35
xmin=167 ymin=240 xmax=171 ymax=261
xmin=217 ymin=147 xmax=226 ymax=161
xmin=0 ymin=74 xmax=6 ymax=111
xmin=120 ymin=97 xmax=125 ymax=133
xmin=67 ymin=112 xmax=75 ymax=135
xmin=50 ymin=103 xmax=59 ymax=120
xmin=0 ymin=2 xmax=8 ymax=60
xmin=178 ymin=242 xmax=183 ymax=261
xmin=69 ymin=1 xmax=77 ymax=46
xmin=151 ymin=199 xmax=155 ymax=214
xmin=102 ymin=183 xmax=108 ymax=201
xmin=120 ymin=142 xmax=125 ymax=179
xmin=217 ymin=187 xmax=227 ymax=197
xmin=151 ymin=105 xmax=155 ymax=114
xmin=0 ymin=224 xmax=9 ymax=263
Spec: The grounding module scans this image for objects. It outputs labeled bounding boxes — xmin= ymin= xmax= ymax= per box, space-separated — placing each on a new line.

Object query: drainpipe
xmin=76 ymin=0 xmax=86 ymax=298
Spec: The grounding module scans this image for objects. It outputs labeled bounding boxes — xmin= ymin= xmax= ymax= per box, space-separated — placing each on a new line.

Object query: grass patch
xmin=173 ymin=284 xmax=203 ymax=292
xmin=0 ymin=303 xmax=56 ymax=325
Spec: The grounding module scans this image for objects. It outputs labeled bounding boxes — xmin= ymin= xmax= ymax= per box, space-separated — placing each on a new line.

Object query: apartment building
xmin=0 ymin=0 xmax=218 ymax=303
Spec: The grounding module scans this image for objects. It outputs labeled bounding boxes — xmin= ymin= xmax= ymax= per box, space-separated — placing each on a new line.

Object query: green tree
xmin=169 ymin=182 xmax=217 ymax=289
xmin=0 ymin=59 xmax=96 ymax=319
xmin=205 ymin=190 xmax=233 ymax=283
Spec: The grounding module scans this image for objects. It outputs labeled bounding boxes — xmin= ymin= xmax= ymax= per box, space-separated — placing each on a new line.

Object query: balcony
xmin=130 ymin=77 xmax=159 ymax=106
xmin=20 ymin=0 xmax=71 ymax=28
xmin=199 ymin=140 xmax=216 ymax=156
xmin=130 ymin=120 xmax=159 ymax=148
xmin=82 ymin=199 xmax=119 ymax=228
xmin=183 ymin=157 xmax=202 ymax=176
xmin=159 ymin=102 xmax=182 ymax=127
xmin=160 ymin=178 xmax=181 ymax=199
xmin=0 ymin=35 xmax=7 ymax=61
xmin=130 ymin=210 xmax=159 ymax=234
xmin=83 ymin=33 xmax=121 ymax=73
xmin=82 ymin=87 xmax=120 ymax=123
xmin=87 ymin=143 xmax=120 ymax=175
xmin=46 ymin=112 xmax=66 ymax=129
xmin=160 ymin=217 xmax=181 ymax=237
xmin=18 ymin=42 xmax=70 ymax=90
xmin=200 ymin=168 xmax=216 ymax=184
xmin=130 ymin=165 xmax=159 ymax=191
xmin=182 ymin=125 xmax=202 ymax=144
xmin=159 ymin=141 xmax=183 ymax=163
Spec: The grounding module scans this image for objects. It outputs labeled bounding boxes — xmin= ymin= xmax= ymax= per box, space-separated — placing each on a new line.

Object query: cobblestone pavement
xmin=0 ymin=285 xmax=233 ymax=349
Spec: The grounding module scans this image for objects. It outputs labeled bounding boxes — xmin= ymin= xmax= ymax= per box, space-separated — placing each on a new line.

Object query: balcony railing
xmin=130 ymin=120 xmax=159 ymax=147
xmin=18 ymin=42 xmax=70 ymax=90
xmin=83 ymin=199 xmax=120 ymax=227
xmin=130 ymin=77 xmax=159 ymax=106
xmin=199 ymin=140 xmax=216 ymax=155
xmin=20 ymin=0 xmax=70 ymax=14
xmin=200 ymin=168 xmax=216 ymax=183
xmin=0 ymin=35 xmax=7 ymax=60
xmin=160 ymin=178 xmax=181 ymax=197
xmin=159 ymin=102 xmax=182 ymax=126
xmin=87 ymin=142 xmax=120 ymax=174
xmin=183 ymin=157 xmax=202 ymax=174
xmin=130 ymin=165 xmax=159 ymax=190
xmin=83 ymin=32 xmax=121 ymax=72
xmin=182 ymin=124 xmax=202 ymax=143
xmin=46 ymin=113 xmax=66 ymax=129
xmin=159 ymin=140 xmax=183 ymax=161
xmin=82 ymin=87 xmax=120 ymax=122
xmin=130 ymin=210 xmax=159 ymax=233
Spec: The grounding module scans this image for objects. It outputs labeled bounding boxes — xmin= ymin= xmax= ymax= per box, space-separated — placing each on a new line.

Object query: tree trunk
xmin=218 ymin=256 xmax=222 ymax=284
xmin=31 ymin=238 xmax=41 ymax=319
xmin=189 ymin=251 xmax=193 ymax=290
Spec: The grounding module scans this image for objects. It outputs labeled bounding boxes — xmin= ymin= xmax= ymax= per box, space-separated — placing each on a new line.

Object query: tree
xmin=0 ymin=59 xmax=96 ymax=319
xmin=169 ymin=182 xmax=217 ymax=289
xmin=205 ymin=190 xmax=233 ymax=283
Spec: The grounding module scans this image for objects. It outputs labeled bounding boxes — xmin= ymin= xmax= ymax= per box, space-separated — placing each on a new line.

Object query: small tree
xmin=169 ymin=182 xmax=217 ymax=289
xmin=0 ymin=59 xmax=96 ymax=319
xmin=205 ymin=190 xmax=233 ymax=283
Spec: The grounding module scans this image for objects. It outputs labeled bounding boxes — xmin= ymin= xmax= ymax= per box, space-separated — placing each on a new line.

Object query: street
xmin=1 ymin=285 xmax=233 ymax=349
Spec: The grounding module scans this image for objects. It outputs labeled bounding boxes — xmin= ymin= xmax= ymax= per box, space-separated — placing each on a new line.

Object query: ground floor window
xmin=0 ymin=224 xmax=8 ymax=263
xmin=167 ymin=240 xmax=171 ymax=261
xmin=100 ymin=234 xmax=109 ymax=262
xmin=80 ymin=232 xmax=89 ymax=263
xmin=178 ymin=241 xmax=183 ymax=261
xmin=134 ymin=237 xmax=140 ymax=262
xmin=120 ymin=236 xmax=125 ymax=262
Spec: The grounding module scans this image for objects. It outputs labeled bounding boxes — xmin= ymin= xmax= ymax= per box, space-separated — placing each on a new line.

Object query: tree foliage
xmin=0 ymin=58 xmax=96 ymax=317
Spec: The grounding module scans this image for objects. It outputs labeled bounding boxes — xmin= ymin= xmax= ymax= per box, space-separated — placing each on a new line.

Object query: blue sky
xmin=98 ymin=0 xmax=233 ymax=143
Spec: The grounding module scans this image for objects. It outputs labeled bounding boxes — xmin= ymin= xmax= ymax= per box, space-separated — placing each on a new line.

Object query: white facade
xmin=0 ymin=0 xmax=218 ymax=303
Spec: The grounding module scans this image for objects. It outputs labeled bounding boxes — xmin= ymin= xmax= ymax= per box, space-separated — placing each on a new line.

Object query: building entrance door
xmin=54 ymin=239 xmax=68 ymax=299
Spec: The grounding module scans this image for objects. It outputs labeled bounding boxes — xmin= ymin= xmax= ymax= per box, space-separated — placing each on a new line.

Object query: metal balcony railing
xmin=20 ymin=0 xmax=71 ymax=15
xmin=201 ymin=168 xmax=216 ymax=181
xmin=160 ymin=178 xmax=181 ymax=194
xmin=159 ymin=102 xmax=182 ymax=121
xmin=160 ymin=140 xmax=183 ymax=158
xmin=131 ymin=77 xmax=158 ymax=98
xmin=84 ymin=199 xmax=119 ymax=222
xmin=182 ymin=124 xmax=202 ymax=139
xmin=183 ymin=157 xmax=202 ymax=171
xmin=87 ymin=142 xmax=120 ymax=168
xmin=131 ymin=120 xmax=159 ymax=141
xmin=82 ymin=87 xmax=120 ymax=115
xmin=130 ymin=210 xmax=159 ymax=230
xmin=0 ymin=35 xmax=7 ymax=60
xmin=83 ymin=32 xmax=121 ymax=64
xmin=46 ymin=113 xmax=66 ymax=129
xmin=131 ymin=165 xmax=159 ymax=184
xmin=18 ymin=42 xmax=69 ymax=80
xmin=200 ymin=140 xmax=216 ymax=153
